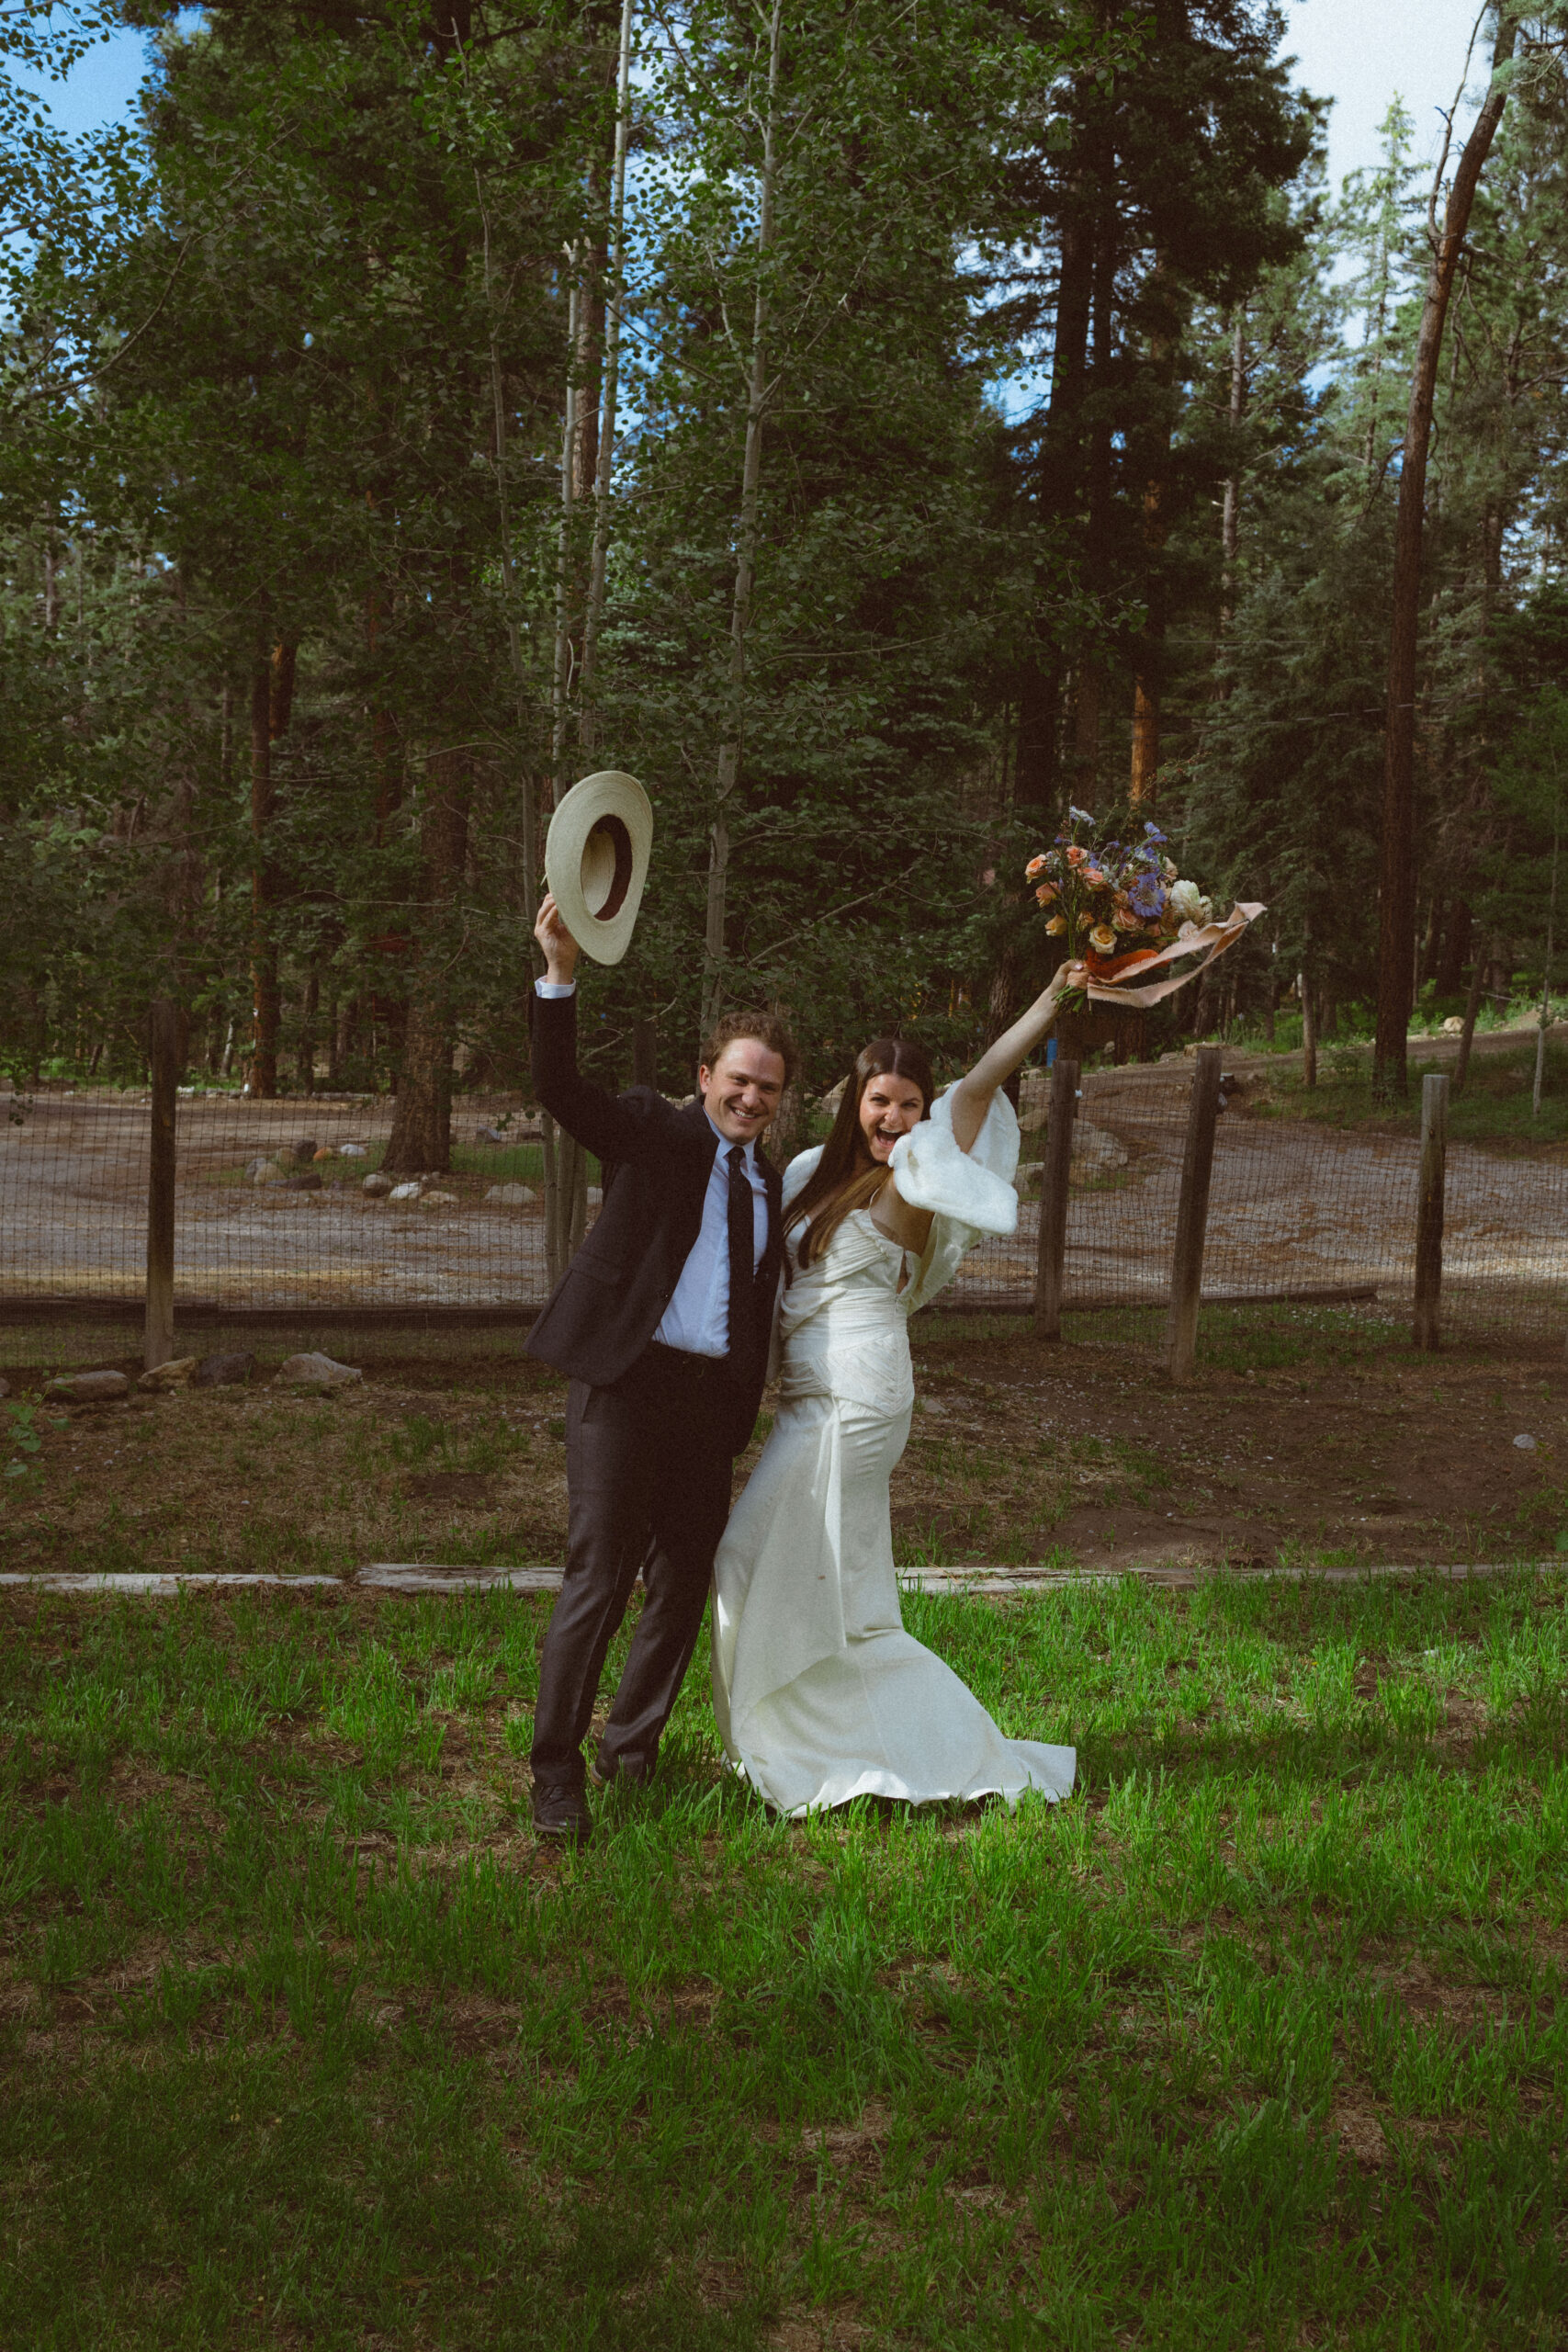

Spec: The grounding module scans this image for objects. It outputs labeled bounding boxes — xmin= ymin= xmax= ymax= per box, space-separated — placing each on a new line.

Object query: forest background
xmin=4 ymin=0 xmax=1568 ymax=1182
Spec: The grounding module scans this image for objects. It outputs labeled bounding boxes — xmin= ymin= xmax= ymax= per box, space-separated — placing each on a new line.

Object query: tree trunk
xmin=299 ymin=971 xmax=319 ymax=1095
xmin=1453 ymin=937 xmax=1492 ymax=1093
xmin=551 ymin=277 xmax=583 ymax=806
xmin=1129 ymin=664 xmax=1160 ymax=806
xmin=1018 ymin=107 xmax=1101 ymax=817
xmin=1126 ymin=248 xmax=1178 ymax=808
xmin=1013 ymin=659 xmax=1061 ymax=815
xmin=1436 ymin=898 xmax=1472 ymax=995
xmin=1372 ymin=11 xmax=1518 ymax=1101
xmin=702 ymin=0 xmax=784 ymax=1037
xmin=248 ymin=649 xmax=278 ymax=1097
xmin=1070 ymin=659 xmax=1103 ymax=796
xmin=1218 ymin=308 xmax=1245 ymax=646
xmin=578 ymin=0 xmax=633 ymax=762
xmin=384 ymin=752 xmax=470 ymax=1173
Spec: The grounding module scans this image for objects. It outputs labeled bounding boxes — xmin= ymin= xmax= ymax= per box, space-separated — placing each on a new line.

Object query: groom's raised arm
xmin=529 ymin=988 xmax=665 ymax=1164
xmin=529 ymin=891 xmax=671 ymax=1165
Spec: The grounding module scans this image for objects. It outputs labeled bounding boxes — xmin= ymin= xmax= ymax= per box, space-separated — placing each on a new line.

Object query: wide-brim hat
xmin=545 ymin=770 xmax=653 ymax=966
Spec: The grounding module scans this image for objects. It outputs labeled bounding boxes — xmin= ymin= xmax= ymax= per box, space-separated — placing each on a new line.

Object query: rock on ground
xmin=292 ymin=1138 xmax=318 ymax=1162
xmin=484 ymin=1182 xmax=535 ymax=1205
xmin=276 ymin=1351 xmax=362 ymax=1391
xmin=139 ymin=1356 xmax=198 ymax=1391
xmin=46 ymin=1369 xmax=130 ymax=1401
xmin=420 ymin=1191 xmax=458 ymax=1207
xmin=284 ymin=1171 xmax=323 ymax=1192
xmin=192 ymin=1351 xmax=255 ymax=1388
xmin=388 ymin=1182 xmax=422 ymax=1202
xmin=1072 ymin=1121 xmax=1129 ymax=1173
xmin=340 ymin=1143 xmax=368 ymax=1159
xmin=362 ymin=1171 xmax=393 ymax=1197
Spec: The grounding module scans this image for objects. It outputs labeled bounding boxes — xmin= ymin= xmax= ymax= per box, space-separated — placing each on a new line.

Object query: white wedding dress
xmin=711 ymin=1089 xmax=1077 ymax=1817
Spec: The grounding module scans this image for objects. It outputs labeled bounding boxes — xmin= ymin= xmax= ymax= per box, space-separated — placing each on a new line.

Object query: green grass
xmin=1248 ymin=1039 xmax=1568 ymax=1149
xmin=208 ymin=1137 xmax=597 ymax=1189
xmin=3 ymin=1573 xmax=1565 ymax=2346
xmin=916 ymin=1301 xmax=1416 ymax=1374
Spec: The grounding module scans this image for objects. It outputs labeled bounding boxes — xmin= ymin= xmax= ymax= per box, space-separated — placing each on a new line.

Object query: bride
xmin=711 ymin=963 xmax=1086 ymax=1817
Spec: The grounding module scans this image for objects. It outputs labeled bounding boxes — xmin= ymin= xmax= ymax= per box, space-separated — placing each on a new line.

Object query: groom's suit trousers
xmin=529 ymin=1346 xmax=738 ymax=1793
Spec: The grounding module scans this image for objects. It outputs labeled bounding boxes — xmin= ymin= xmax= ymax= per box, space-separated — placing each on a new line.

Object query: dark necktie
xmin=727 ymin=1144 xmax=755 ymax=1365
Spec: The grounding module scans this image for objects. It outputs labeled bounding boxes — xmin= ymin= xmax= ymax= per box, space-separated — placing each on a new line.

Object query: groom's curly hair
xmin=699 ymin=1007 xmax=799 ymax=1092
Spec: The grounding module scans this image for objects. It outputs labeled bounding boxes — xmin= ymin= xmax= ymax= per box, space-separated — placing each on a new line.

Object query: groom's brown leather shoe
xmin=530 ymin=1782 xmax=592 ymax=1847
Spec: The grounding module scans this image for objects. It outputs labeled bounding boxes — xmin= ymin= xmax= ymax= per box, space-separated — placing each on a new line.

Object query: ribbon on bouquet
xmin=1080 ymin=901 xmax=1267 ymax=1010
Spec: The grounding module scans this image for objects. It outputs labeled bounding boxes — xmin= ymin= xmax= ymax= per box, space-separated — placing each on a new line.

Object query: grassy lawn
xmin=3 ymin=1570 xmax=1565 ymax=2348
xmin=1234 ymin=1037 xmax=1568 ymax=1154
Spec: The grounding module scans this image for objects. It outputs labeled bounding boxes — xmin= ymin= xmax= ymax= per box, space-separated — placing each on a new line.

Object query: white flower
xmin=1168 ymin=878 xmax=1204 ymax=923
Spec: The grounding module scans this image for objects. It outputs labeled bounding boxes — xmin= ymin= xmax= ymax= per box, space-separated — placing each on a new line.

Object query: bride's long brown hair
xmin=785 ymin=1037 xmax=934 ymax=1270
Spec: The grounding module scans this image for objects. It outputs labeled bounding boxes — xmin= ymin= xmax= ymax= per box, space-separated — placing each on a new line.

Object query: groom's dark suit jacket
xmin=525 ymin=991 xmax=784 ymax=1450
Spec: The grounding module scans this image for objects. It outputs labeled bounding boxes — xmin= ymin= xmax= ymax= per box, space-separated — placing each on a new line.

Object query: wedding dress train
xmin=711 ymin=1091 xmax=1077 ymax=1817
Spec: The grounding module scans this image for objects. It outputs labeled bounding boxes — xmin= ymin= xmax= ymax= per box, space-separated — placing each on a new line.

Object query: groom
xmin=523 ymin=893 xmax=794 ymax=1845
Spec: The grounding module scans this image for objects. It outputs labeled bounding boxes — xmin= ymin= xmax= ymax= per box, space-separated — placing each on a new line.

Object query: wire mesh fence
xmin=0 ymin=1091 xmax=555 ymax=1317
xmin=958 ymin=1064 xmax=1568 ymax=1347
xmin=3 ymin=1063 xmax=1566 ymax=1350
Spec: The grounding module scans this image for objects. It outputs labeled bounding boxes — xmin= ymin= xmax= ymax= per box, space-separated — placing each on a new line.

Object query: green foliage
xmin=2 ymin=1 xmax=1566 ymax=1106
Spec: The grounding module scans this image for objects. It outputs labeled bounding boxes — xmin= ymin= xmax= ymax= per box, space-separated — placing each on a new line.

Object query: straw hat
xmin=544 ymin=770 xmax=653 ymax=966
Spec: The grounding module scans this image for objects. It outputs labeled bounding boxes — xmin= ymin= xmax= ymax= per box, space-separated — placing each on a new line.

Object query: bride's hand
xmin=1056 ymin=959 xmax=1089 ymax=997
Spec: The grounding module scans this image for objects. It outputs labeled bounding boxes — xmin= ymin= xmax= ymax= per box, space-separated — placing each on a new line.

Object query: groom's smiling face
xmin=699 ymin=1039 xmax=787 ymax=1145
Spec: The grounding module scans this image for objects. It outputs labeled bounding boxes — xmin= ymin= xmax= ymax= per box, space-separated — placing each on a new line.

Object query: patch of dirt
xmin=1330 ymin=2102 xmax=1390 ymax=2169
xmin=401 ymin=1471 xmax=495 ymax=1506
xmin=1 ymin=1329 xmax=1564 ymax=1576
xmin=896 ymin=1336 xmax=1568 ymax=1567
xmin=766 ymin=2322 xmax=874 ymax=2351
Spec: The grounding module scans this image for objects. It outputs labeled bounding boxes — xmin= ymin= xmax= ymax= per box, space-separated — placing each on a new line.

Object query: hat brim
xmin=545 ymin=771 xmax=654 ymax=967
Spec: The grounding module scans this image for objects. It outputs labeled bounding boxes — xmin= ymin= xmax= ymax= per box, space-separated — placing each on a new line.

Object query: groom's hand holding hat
xmin=535 ymin=893 xmax=581 ymax=988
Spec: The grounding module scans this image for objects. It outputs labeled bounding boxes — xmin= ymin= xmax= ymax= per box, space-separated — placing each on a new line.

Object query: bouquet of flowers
xmin=1026 ymin=808 xmax=1245 ymax=1008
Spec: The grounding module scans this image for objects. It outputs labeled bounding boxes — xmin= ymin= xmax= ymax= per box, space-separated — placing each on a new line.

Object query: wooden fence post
xmin=1165 ymin=1044 xmax=1223 ymax=1384
xmin=145 ymin=997 xmax=177 ymax=1373
xmin=1298 ymin=969 xmax=1317 ymax=1090
xmin=1414 ymin=1070 xmax=1448 ymax=1350
xmin=1032 ymin=1057 xmax=1079 ymax=1340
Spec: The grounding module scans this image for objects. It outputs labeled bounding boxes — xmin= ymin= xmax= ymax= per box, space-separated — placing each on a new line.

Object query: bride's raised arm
xmin=869 ymin=958 xmax=1087 ymax=1250
xmin=944 ymin=958 xmax=1089 ymax=1153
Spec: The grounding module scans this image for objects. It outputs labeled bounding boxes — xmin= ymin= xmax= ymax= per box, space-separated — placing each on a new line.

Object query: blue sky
xmin=1283 ymin=0 xmax=1492 ymax=187
xmin=32 ymin=0 xmax=1495 ymax=191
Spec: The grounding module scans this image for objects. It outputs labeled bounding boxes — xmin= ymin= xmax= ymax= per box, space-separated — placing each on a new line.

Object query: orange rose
xmin=1066 ymin=844 xmax=1088 ymax=866
xmin=1025 ymin=854 xmax=1048 ymax=879
xmin=1034 ymin=881 xmax=1057 ymax=906
xmin=1089 ymin=923 xmax=1118 ymax=954
xmin=1044 ymin=913 xmax=1066 ymax=935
